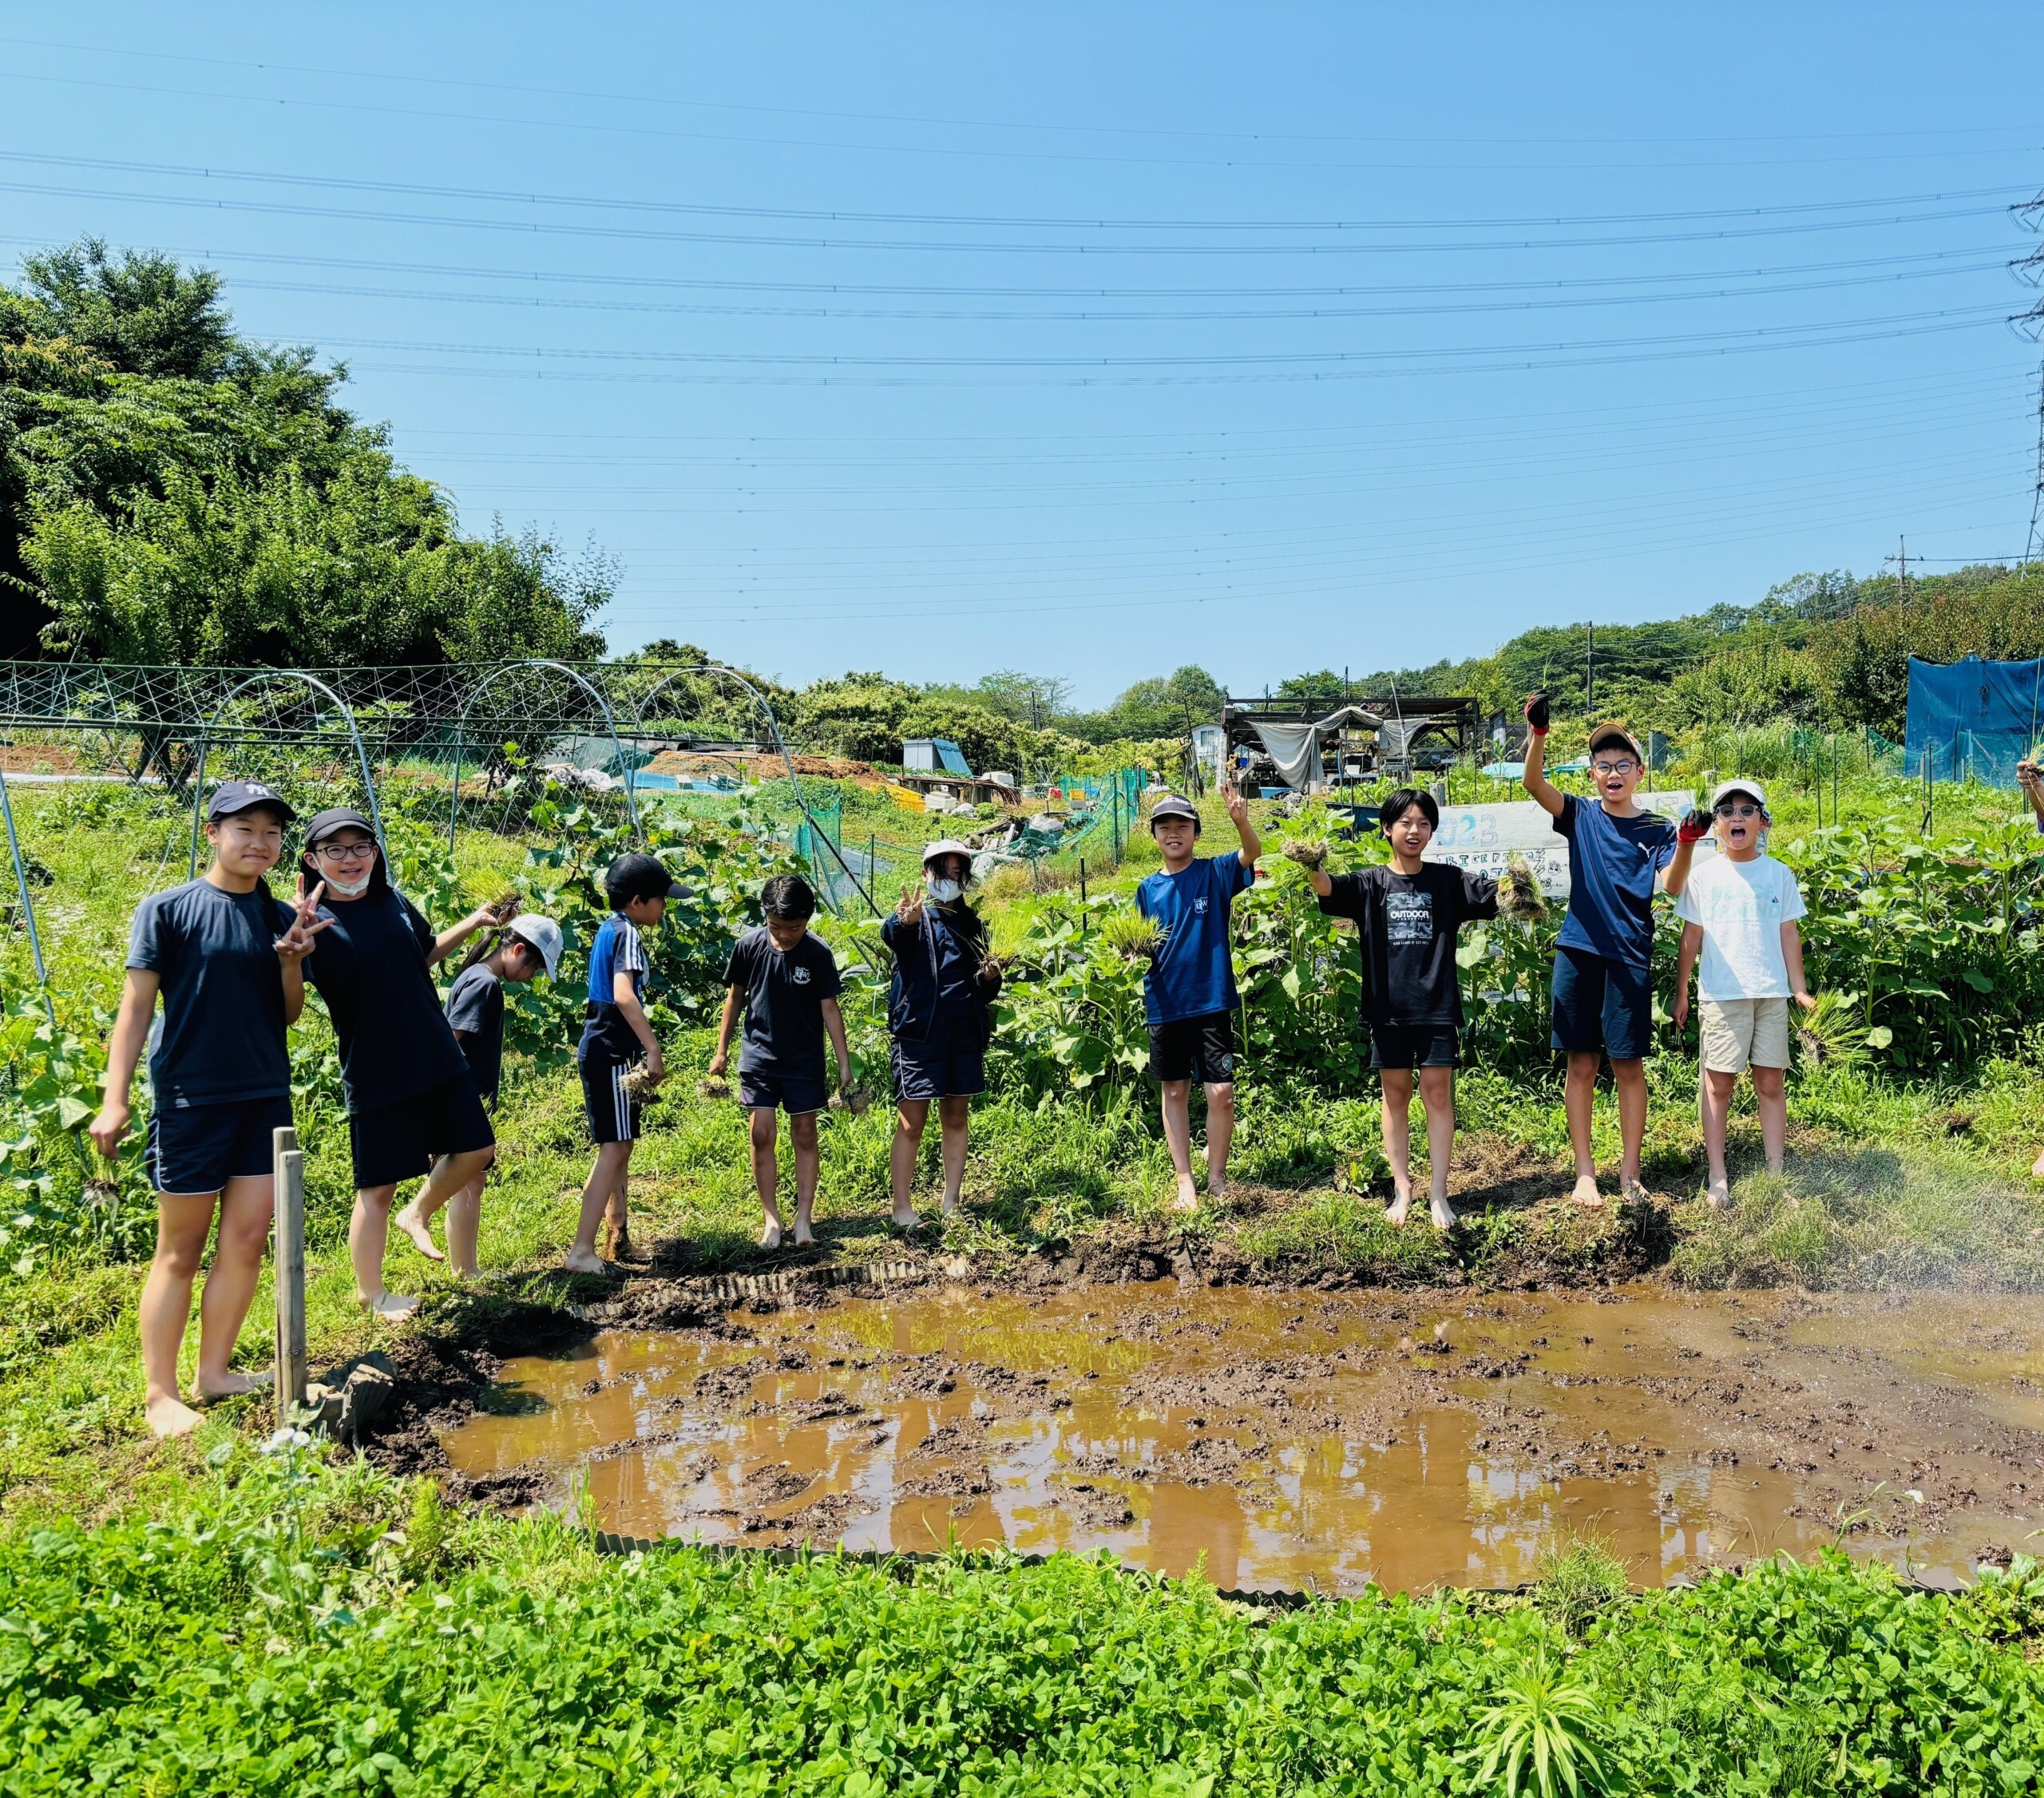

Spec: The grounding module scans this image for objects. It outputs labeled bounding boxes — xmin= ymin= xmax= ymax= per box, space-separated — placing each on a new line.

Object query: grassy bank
xmin=4 ymin=1442 xmax=2042 ymax=1795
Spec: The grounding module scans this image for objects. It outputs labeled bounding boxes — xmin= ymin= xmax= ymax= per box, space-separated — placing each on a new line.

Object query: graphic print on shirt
xmin=1384 ymin=890 xmax=1435 ymax=946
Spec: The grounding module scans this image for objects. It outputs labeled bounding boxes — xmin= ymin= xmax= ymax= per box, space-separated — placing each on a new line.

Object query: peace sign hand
xmin=275 ymin=875 xmax=331 ymax=966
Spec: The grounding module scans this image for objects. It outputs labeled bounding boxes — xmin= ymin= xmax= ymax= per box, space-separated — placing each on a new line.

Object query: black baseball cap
xmin=208 ymin=780 xmax=295 ymax=822
xmin=604 ymin=851 xmax=690 ymax=905
xmin=1148 ymin=794 xmax=1201 ymax=826
xmin=302 ymin=806 xmax=375 ymax=846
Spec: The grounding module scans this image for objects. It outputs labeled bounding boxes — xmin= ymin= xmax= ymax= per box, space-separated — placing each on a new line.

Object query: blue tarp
xmin=1904 ymin=655 xmax=2044 ymax=788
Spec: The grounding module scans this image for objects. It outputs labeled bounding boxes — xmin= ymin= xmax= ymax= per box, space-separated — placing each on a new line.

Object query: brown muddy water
xmin=442 ymin=1283 xmax=2044 ymax=1594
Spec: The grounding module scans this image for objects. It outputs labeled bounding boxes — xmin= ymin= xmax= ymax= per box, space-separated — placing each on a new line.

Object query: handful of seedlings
xmin=697 ymin=1074 xmax=733 ymax=1101
xmin=1794 ymin=991 xmax=1866 ymax=1069
xmin=620 ymin=1064 xmax=664 ymax=1101
xmin=1498 ymin=853 xmax=1549 ymax=922
xmin=1282 ymin=838 xmax=1329 ymax=870
xmin=1100 ymin=911 xmax=1165 ymax=962
xmin=830 ymin=1083 xmax=872 ymax=1116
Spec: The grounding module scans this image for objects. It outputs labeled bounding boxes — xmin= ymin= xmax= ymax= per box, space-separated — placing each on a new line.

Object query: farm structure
xmin=1222 ymin=690 xmax=1479 ymax=793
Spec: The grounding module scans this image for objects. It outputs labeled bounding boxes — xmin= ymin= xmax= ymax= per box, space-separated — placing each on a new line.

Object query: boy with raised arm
xmin=1520 ymin=696 xmax=1706 ymax=1206
xmin=1302 ymin=788 xmax=1497 ymax=1229
xmin=1672 ymin=780 xmax=1814 ymax=1209
xmin=1135 ymin=782 xmax=1261 ymax=1210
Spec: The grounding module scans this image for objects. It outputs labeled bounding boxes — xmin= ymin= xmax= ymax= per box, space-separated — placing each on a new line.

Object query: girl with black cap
xmin=295 ymin=808 xmax=509 ymax=1319
xmin=91 ymin=779 xmax=327 ymax=1437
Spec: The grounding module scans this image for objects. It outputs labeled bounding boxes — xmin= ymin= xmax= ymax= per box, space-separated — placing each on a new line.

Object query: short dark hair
xmin=1380 ymin=787 xmax=1440 ymax=834
xmin=761 ymin=873 xmax=817 ymax=921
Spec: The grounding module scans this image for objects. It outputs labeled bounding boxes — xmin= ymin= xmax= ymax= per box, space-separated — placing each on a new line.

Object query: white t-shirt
xmin=1674 ymin=853 xmax=1807 ymax=1001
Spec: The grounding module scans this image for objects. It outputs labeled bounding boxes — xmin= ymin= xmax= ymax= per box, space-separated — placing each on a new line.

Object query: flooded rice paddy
xmin=443 ymin=1282 xmax=2044 ymax=1594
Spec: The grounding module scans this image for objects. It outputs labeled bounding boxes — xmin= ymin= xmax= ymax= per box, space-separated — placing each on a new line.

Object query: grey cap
xmin=1148 ymin=794 xmax=1200 ymax=825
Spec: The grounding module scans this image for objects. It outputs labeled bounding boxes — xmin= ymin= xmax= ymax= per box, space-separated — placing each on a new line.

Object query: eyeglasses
xmin=315 ymin=841 xmax=378 ymax=861
xmin=1590 ymin=759 xmax=1638 ymax=776
xmin=1714 ymin=802 xmax=1763 ymax=819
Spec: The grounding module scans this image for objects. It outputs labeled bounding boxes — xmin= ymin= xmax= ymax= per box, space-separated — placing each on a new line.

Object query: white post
xmin=273 ymin=1126 xmax=307 ymax=1420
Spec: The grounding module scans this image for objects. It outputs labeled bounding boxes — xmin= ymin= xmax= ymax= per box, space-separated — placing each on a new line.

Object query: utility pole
xmin=1585 ymin=621 xmax=1594 ymax=716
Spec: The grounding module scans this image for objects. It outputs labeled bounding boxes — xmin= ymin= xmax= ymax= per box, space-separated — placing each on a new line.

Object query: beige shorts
xmin=1699 ymin=996 xmax=1790 ymax=1074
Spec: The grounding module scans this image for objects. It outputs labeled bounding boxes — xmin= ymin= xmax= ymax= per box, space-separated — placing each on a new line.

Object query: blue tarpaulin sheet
xmin=1904 ymin=655 xmax=2044 ymax=788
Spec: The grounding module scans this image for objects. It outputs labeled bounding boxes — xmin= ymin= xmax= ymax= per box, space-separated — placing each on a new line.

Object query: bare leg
xmin=604 ymin=1162 xmax=633 ymax=1261
xmin=446 ymin=1175 xmax=485 ymax=1277
xmin=2033 ymin=1144 xmax=2044 ymax=1181
xmin=1203 ymin=1082 xmax=1235 ymax=1198
xmin=397 ymin=1147 xmax=493 ymax=1261
xmin=567 ymin=1141 xmax=633 ymax=1272
xmin=749 ymin=1108 xmax=784 ymax=1247
xmin=194 ymin=1173 xmax=275 ymax=1395
xmin=1701 ymin=1067 xmax=1736 ymax=1205
xmin=891 ymin=1099 xmax=930 ymax=1228
xmin=937 ymin=1095 xmax=971 ymax=1212
xmin=1380 ymin=1067 xmax=1416 ymax=1223
xmin=1612 ymin=1056 xmax=1649 ymax=1196
xmin=1418 ymin=1065 xmax=1458 ymax=1229
xmin=790 ymin=1111 xmax=820 ymax=1246
xmin=1565 ymin=1051 xmax=1603 ymax=1206
xmin=1751 ymin=1063 xmax=1788 ymax=1176
xmin=351 ymin=1184 xmax=416 ymax=1318
xmin=139 ymin=1190 xmax=218 ymax=1437
xmin=1159 ymin=1079 xmax=1198 ymax=1210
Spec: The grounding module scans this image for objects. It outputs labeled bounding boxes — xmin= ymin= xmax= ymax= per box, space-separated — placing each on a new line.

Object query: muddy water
xmin=443 ymin=1283 xmax=2044 ymax=1594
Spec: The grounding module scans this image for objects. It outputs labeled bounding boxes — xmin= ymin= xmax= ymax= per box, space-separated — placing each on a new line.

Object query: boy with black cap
xmin=1135 ymin=781 xmax=1262 ymax=1210
xmin=566 ymin=852 xmax=683 ymax=1273
xmin=1522 ymin=700 xmax=1705 ymax=1206
xmin=707 ymin=873 xmax=854 ymax=1249
xmin=1301 ymin=787 xmax=1498 ymax=1229
xmin=1672 ymin=779 xmax=1815 ymax=1208
xmin=92 ymin=780 xmax=327 ymax=1436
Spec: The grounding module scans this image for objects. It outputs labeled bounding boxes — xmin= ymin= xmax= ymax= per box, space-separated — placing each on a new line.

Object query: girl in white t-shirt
xmin=1671 ymin=779 xmax=1816 ymax=1209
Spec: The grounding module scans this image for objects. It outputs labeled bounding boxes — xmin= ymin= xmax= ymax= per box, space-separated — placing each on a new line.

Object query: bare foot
xmin=195 ymin=1369 xmax=272 ymax=1402
xmin=941 ymin=1194 xmax=961 ymax=1215
xmin=145 ymin=1391 xmax=204 ymax=1438
xmin=1705 ymin=1179 xmax=1730 ymax=1211
xmin=1384 ymin=1190 xmax=1413 ymax=1226
xmin=362 ymin=1289 xmax=419 ymax=1321
xmin=792 ymin=1222 xmax=815 ymax=1248
xmin=1206 ymin=1180 xmax=1228 ymax=1204
xmin=1570 ymin=1174 xmax=1605 ymax=1209
xmin=759 ymin=1219 xmax=784 ymax=1251
xmin=1171 ymin=1178 xmax=1199 ymax=1214
xmin=612 ymin=1233 xmax=636 ymax=1263
xmin=563 ymin=1248 xmax=608 ymax=1275
xmin=1429 ymin=1194 xmax=1459 ymax=1230
xmin=393 ymin=1205 xmax=446 ymax=1263
xmin=2032 ymin=1146 xmax=2044 ymax=1181
xmin=891 ymin=1206 xmax=921 ymax=1232
xmin=1620 ymin=1178 xmax=1651 ymax=1207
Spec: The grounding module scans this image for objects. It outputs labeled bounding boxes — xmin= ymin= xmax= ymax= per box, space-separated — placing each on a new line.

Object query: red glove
xmin=1523 ymin=691 xmax=1551 ymax=734
xmin=1678 ymin=808 xmax=1713 ymax=844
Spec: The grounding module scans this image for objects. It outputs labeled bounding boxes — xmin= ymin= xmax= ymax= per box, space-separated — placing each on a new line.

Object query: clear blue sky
xmin=3 ymin=5 xmax=2039 ymax=704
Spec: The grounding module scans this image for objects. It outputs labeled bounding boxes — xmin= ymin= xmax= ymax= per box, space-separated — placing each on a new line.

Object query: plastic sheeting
xmin=1244 ymin=703 xmax=1383 ymax=792
xmin=1903 ymin=655 xmax=2044 ymax=788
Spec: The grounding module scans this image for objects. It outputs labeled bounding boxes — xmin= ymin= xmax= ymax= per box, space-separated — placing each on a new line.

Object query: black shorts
xmin=1551 ymin=945 xmax=1654 ymax=1062
xmin=892 ymin=1014 xmax=988 ymax=1103
xmin=1147 ymin=1010 xmax=1238 ymax=1085
xmin=1370 ymin=1025 xmax=1461 ymax=1071
xmin=739 ymin=1069 xmax=830 ymax=1116
xmin=349 ymin=1075 xmax=495 ymax=1191
xmin=146 ymin=1093 xmax=294 ymax=1196
xmin=580 ymin=1053 xmax=644 ymax=1146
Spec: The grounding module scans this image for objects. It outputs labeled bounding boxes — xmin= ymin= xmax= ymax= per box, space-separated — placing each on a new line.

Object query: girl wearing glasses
xmin=296 ymin=808 xmax=508 ymax=1319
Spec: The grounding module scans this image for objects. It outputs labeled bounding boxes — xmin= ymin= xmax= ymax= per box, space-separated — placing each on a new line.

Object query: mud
xmin=438 ymin=1281 xmax=2044 ymax=1594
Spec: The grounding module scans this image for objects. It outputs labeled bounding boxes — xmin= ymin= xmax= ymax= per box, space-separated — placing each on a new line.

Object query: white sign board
xmin=1420 ymin=792 xmax=1701 ymax=896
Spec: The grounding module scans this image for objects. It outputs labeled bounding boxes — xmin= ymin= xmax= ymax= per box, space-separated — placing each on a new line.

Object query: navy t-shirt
xmin=303 ymin=887 xmax=470 ymax=1115
xmin=125 ymin=879 xmax=295 ymax=1109
xmin=580 ymin=913 xmax=652 ymax=1064
xmin=722 ymin=926 xmax=842 ymax=1078
xmin=1136 ymin=851 xmax=1254 ymax=1026
xmin=445 ymin=964 xmax=506 ymax=1103
xmin=1553 ymin=794 xmax=1678 ymax=970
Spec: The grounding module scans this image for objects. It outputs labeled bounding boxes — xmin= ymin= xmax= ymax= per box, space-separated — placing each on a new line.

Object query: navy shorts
xmin=350 ymin=1075 xmax=495 ymax=1191
xmin=1551 ymin=946 xmax=1654 ymax=1062
xmin=1148 ymin=1010 xmax=1237 ymax=1085
xmin=146 ymin=1094 xmax=294 ymax=1196
xmin=580 ymin=1053 xmax=644 ymax=1146
xmin=739 ymin=1069 xmax=830 ymax=1116
xmin=1371 ymin=1025 xmax=1460 ymax=1071
xmin=892 ymin=1014 xmax=988 ymax=1103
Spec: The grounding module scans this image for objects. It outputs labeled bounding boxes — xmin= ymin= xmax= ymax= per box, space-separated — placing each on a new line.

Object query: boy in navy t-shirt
xmin=1135 ymin=782 xmax=1262 ymax=1211
xmin=1521 ymin=701 xmax=1704 ymax=1207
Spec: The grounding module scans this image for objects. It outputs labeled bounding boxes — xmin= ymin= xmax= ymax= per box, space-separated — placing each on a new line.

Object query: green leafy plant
xmin=1532 ymin=1532 xmax=1630 ymax=1640
xmin=1463 ymin=1651 xmax=1611 ymax=1798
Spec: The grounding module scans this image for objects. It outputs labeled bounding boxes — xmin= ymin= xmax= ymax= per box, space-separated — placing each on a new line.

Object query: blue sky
xmin=3 ymin=5 xmax=2040 ymax=705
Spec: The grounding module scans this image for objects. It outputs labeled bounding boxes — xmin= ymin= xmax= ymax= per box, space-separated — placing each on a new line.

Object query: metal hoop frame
xmin=0 ymin=767 xmax=56 ymax=1028
xmin=446 ymin=658 xmax=641 ymax=852
xmin=188 ymin=671 xmax=383 ymax=880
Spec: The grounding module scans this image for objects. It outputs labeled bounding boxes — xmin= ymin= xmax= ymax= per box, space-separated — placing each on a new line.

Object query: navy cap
xmin=208 ymin=780 xmax=295 ymax=822
xmin=1148 ymin=794 xmax=1200 ymax=825
xmin=604 ymin=851 xmax=691 ymax=905
xmin=302 ymin=806 xmax=374 ymax=846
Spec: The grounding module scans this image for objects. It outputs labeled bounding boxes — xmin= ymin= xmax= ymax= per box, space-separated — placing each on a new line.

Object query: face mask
xmin=320 ymin=864 xmax=374 ymax=897
xmin=927 ymin=877 xmax=963 ymax=905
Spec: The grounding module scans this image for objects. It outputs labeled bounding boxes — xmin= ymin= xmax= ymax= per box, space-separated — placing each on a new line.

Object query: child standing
xmin=1671 ymin=780 xmax=1815 ymax=1209
xmin=567 ymin=854 xmax=684 ymax=1274
xmin=403 ymin=912 xmax=562 ymax=1277
xmin=707 ymin=873 xmax=854 ymax=1249
xmin=1521 ymin=702 xmax=1705 ymax=1206
xmin=1136 ymin=782 xmax=1262 ymax=1211
xmin=92 ymin=781 xmax=325 ymax=1437
xmin=1305 ymin=789 xmax=1498 ymax=1229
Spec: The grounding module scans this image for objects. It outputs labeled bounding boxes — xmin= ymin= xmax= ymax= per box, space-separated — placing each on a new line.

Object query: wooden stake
xmin=273 ymin=1126 xmax=307 ymax=1421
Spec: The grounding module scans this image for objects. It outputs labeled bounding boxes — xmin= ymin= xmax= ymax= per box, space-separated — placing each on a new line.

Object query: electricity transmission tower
xmin=2017 ymin=192 xmax=2044 ymax=566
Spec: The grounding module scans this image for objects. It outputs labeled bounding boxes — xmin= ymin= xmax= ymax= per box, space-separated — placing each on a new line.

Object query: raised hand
xmin=1678 ymin=808 xmax=1713 ymax=845
xmin=895 ymin=878 xmax=926 ymax=925
xmin=275 ymin=877 xmax=331 ymax=965
xmin=1523 ymin=691 xmax=1551 ymax=734
xmin=1223 ymin=774 xmax=1250 ymax=829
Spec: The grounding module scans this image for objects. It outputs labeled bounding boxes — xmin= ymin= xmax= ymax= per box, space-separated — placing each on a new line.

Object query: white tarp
xmin=1423 ymin=791 xmax=1701 ymax=896
xmin=1246 ymin=703 xmax=1383 ymax=792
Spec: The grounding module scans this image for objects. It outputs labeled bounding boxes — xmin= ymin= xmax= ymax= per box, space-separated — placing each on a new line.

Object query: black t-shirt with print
xmin=721 ymin=925 xmax=842 ymax=1078
xmin=303 ymin=887 xmax=470 ymax=1115
xmin=1317 ymin=863 xmax=1499 ymax=1030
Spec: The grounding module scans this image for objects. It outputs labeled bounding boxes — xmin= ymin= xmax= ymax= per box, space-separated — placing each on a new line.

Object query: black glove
xmin=1523 ymin=691 xmax=1551 ymax=733
xmin=1678 ymin=808 xmax=1713 ymax=845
